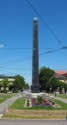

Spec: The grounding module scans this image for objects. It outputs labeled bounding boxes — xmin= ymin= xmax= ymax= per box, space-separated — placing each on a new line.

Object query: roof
xmin=55 ymin=70 xmax=67 ymax=75
xmin=0 ymin=75 xmax=15 ymax=79
xmin=54 ymin=73 xmax=66 ymax=80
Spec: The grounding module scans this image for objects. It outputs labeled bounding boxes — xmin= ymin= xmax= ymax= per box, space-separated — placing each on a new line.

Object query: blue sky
xmin=0 ymin=0 xmax=67 ymax=84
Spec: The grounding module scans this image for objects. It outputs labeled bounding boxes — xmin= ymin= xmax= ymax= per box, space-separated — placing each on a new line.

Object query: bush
xmin=12 ymin=88 xmax=18 ymax=93
xmin=0 ymin=90 xmax=8 ymax=93
xmin=37 ymin=96 xmax=43 ymax=104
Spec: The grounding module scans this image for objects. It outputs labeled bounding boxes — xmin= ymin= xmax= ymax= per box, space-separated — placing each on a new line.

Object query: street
xmin=0 ymin=119 xmax=67 ymax=125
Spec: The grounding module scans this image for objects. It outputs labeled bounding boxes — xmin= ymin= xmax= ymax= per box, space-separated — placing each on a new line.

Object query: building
xmin=0 ymin=75 xmax=15 ymax=91
xmin=55 ymin=70 xmax=67 ymax=84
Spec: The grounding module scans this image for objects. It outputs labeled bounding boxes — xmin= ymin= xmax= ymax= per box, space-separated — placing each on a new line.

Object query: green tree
xmin=57 ymin=80 xmax=67 ymax=93
xmin=2 ymin=77 xmax=9 ymax=92
xmin=39 ymin=66 xmax=55 ymax=91
xmin=25 ymin=83 xmax=29 ymax=89
xmin=46 ymin=77 xmax=59 ymax=92
xmin=64 ymin=84 xmax=67 ymax=93
xmin=39 ymin=66 xmax=67 ymax=93
xmin=13 ymin=75 xmax=25 ymax=92
xmin=0 ymin=83 xmax=2 ymax=90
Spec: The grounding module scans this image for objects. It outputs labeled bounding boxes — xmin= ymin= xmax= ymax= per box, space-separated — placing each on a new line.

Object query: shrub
xmin=37 ymin=96 xmax=44 ymax=104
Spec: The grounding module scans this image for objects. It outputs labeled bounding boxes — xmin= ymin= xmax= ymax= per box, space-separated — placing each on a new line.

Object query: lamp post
xmin=50 ymin=87 xmax=51 ymax=93
xmin=54 ymin=89 xmax=56 ymax=97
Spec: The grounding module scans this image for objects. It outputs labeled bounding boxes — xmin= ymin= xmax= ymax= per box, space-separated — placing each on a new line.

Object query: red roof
xmin=55 ymin=70 xmax=67 ymax=75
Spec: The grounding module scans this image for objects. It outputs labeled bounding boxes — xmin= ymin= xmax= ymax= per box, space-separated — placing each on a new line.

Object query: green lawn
xmin=0 ymin=94 xmax=14 ymax=103
xmin=55 ymin=94 xmax=67 ymax=99
xmin=52 ymin=99 xmax=67 ymax=110
xmin=50 ymin=93 xmax=67 ymax=99
xmin=10 ymin=97 xmax=67 ymax=110
xmin=10 ymin=98 xmax=25 ymax=110
xmin=4 ymin=98 xmax=67 ymax=119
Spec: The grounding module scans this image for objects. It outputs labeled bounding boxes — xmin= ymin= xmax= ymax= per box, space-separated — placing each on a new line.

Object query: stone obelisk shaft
xmin=31 ymin=18 xmax=40 ymax=93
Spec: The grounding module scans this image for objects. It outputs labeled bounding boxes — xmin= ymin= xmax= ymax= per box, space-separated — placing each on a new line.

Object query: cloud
xmin=0 ymin=44 xmax=4 ymax=48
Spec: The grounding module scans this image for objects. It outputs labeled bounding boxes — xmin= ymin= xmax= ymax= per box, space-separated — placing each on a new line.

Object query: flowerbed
xmin=31 ymin=96 xmax=55 ymax=107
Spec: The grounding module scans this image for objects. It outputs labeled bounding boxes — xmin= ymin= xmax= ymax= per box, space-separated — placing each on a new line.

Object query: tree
xmin=0 ymin=83 xmax=2 ymax=91
xmin=39 ymin=66 xmax=55 ymax=91
xmin=64 ymin=84 xmax=67 ymax=93
xmin=2 ymin=77 xmax=9 ymax=92
xmin=25 ymin=83 xmax=29 ymax=89
xmin=39 ymin=66 xmax=67 ymax=93
xmin=57 ymin=80 xmax=67 ymax=93
xmin=13 ymin=75 xmax=25 ymax=92
xmin=46 ymin=77 xmax=59 ymax=92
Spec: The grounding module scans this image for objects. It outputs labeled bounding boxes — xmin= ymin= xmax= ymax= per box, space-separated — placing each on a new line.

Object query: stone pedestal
xmin=31 ymin=84 xmax=40 ymax=93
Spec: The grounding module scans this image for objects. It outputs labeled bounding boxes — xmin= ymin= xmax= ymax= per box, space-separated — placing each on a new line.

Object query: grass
xmin=50 ymin=93 xmax=67 ymax=99
xmin=3 ymin=97 xmax=67 ymax=119
xmin=52 ymin=99 xmax=67 ymax=110
xmin=3 ymin=113 xmax=66 ymax=120
xmin=3 ymin=109 xmax=67 ymax=120
xmin=55 ymin=94 xmax=67 ymax=99
xmin=10 ymin=98 xmax=25 ymax=110
xmin=10 ymin=97 xmax=67 ymax=110
xmin=0 ymin=93 xmax=15 ymax=103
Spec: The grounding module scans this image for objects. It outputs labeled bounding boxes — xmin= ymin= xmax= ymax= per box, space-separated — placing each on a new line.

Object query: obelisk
xmin=31 ymin=17 xmax=40 ymax=93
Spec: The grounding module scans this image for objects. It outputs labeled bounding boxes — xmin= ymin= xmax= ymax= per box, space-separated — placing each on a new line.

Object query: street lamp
xmin=50 ymin=87 xmax=51 ymax=93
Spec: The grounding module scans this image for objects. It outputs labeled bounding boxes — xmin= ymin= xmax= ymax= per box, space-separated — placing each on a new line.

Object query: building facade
xmin=0 ymin=75 xmax=14 ymax=91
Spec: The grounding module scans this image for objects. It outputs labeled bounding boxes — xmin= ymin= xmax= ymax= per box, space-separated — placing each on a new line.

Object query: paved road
xmin=0 ymin=119 xmax=67 ymax=125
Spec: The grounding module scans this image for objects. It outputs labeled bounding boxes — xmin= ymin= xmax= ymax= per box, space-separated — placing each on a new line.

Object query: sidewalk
xmin=50 ymin=95 xmax=67 ymax=104
xmin=0 ymin=94 xmax=20 ymax=116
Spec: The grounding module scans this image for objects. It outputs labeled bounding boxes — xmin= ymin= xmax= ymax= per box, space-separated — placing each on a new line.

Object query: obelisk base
xmin=31 ymin=84 xmax=40 ymax=93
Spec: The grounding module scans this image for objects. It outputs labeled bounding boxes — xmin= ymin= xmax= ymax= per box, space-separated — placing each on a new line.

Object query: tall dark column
xmin=31 ymin=17 xmax=40 ymax=93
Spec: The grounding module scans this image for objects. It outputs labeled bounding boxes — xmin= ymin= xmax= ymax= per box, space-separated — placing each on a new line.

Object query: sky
xmin=0 ymin=0 xmax=67 ymax=85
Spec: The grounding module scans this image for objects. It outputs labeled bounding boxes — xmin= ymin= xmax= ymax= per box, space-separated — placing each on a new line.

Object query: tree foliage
xmin=13 ymin=75 xmax=25 ymax=92
xmin=25 ymin=83 xmax=29 ymax=89
xmin=39 ymin=66 xmax=55 ymax=91
xmin=2 ymin=77 xmax=9 ymax=91
xmin=39 ymin=66 xmax=67 ymax=93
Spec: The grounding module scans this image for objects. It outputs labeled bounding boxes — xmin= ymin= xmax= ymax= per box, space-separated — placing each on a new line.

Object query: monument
xmin=31 ymin=17 xmax=40 ymax=93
